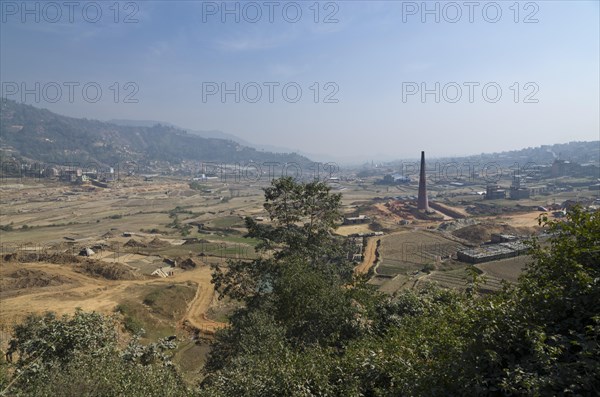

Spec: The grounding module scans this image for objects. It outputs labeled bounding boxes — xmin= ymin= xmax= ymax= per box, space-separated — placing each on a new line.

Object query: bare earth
xmin=0 ymin=260 xmax=225 ymax=335
xmin=354 ymin=237 xmax=378 ymax=275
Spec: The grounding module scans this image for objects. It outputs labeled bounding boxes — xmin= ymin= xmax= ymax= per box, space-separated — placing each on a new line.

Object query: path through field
xmin=354 ymin=237 xmax=378 ymax=275
xmin=179 ymin=268 xmax=226 ymax=335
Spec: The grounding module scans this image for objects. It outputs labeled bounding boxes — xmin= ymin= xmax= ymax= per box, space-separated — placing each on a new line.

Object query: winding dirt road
xmin=0 ymin=261 xmax=226 ymax=336
xmin=179 ymin=268 xmax=226 ymax=335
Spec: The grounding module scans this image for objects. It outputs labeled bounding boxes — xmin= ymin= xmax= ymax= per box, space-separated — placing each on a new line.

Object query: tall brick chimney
xmin=417 ymin=151 xmax=429 ymax=211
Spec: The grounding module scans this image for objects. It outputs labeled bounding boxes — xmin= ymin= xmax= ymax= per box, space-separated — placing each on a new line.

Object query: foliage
xmin=212 ymin=177 xmax=353 ymax=305
xmin=206 ymin=177 xmax=365 ymax=374
xmin=205 ymin=202 xmax=599 ymax=395
xmin=6 ymin=310 xmax=117 ymax=374
xmin=167 ymin=208 xmax=194 ymax=236
xmin=246 ymin=176 xmax=345 ymax=261
xmin=2 ymin=310 xmax=191 ymax=397
xmin=460 ymin=206 xmax=600 ymax=394
xmin=421 ymin=263 xmax=435 ymax=274
xmin=0 ymin=223 xmax=13 ymax=232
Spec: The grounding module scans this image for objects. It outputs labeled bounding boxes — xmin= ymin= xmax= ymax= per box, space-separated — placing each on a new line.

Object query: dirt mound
xmin=148 ymin=237 xmax=170 ymax=247
xmin=452 ymin=223 xmax=535 ymax=245
xmin=2 ymin=252 xmax=78 ymax=265
xmin=75 ymin=260 xmax=143 ymax=280
xmin=183 ymin=238 xmax=210 ymax=245
xmin=124 ymin=239 xmax=147 ymax=248
xmin=0 ymin=269 xmax=73 ymax=291
xmin=438 ymin=218 xmax=478 ymax=232
xmin=179 ymin=257 xmax=203 ymax=270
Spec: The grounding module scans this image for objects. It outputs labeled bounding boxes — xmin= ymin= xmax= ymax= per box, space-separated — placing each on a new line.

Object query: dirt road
xmin=354 ymin=237 xmax=379 ymax=275
xmin=179 ymin=267 xmax=226 ymax=335
xmin=0 ymin=261 xmax=225 ymax=335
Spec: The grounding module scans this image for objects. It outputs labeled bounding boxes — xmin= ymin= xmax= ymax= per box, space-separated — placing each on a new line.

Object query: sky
xmin=1 ymin=0 xmax=599 ymax=163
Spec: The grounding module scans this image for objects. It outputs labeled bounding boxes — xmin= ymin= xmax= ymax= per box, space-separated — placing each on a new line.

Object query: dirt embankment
xmin=0 ymin=268 xmax=73 ymax=295
xmin=124 ymin=239 xmax=147 ymax=248
xmin=179 ymin=257 xmax=205 ymax=270
xmin=75 ymin=260 xmax=143 ymax=280
xmin=2 ymin=252 xmax=143 ymax=281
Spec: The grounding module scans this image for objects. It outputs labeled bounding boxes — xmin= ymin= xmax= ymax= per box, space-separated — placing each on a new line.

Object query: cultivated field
xmin=377 ymin=230 xmax=464 ymax=277
xmin=475 ymin=255 xmax=531 ymax=284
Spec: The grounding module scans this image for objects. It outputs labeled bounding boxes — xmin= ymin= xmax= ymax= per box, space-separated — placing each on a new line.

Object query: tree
xmin=462 ymin=207 xmax=600 ymax=395
xmin=6 ymin=310 xmax=117 ymax=373
xmin=245 ymin=176 xmax=347 ymax=263
xmin=211 ymin=177 xmax=353 ymax=305
xmin=2 ymin=310 xmax=191 ymax=397
xmin=206 ymin=177 xmax=366 ymax=373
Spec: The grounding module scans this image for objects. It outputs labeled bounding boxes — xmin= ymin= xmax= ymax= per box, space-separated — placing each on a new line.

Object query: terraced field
xmin=424 ymin=268 xmax=504 ymax=292
xmin=376 ymin=230 xmax=464 ymax=277
xmin=422 ymin=255 xmax=529 ymax=292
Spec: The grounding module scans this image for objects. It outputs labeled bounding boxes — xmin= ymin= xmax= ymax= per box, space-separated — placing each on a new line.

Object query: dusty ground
xmin=0 ymin=178 xmax=262 ymax=337
xmin=0 ymin=259 xmax=224 ymax=336
xmin=354 ymin=237 xmax=378 ymax=275
xmin=452 ymin=223 xmax=538 ymax=245
xmin=336 ymin=224 xmax=372 ymax=236
xmin=484 ymin=211 xmax=545 ymax=228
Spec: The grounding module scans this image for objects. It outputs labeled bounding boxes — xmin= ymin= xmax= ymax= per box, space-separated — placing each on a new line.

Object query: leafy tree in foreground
xmin=461 ymin=206 xmax=600 ymax=395
xmin=211 ymin=177 xmax=353 ymax=303
xmin=2 ymin=310 xmax=191 ymax=397
xmin=206 ymin=177 xmax=371 ymax=373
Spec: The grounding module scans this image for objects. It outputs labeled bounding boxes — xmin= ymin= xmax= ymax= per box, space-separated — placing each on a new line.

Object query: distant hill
xmin=108 ymin=118 xmax=309 ymax=157
xmin=0 ymin=99 xmax=312 ymax=167
xmin=449 ymin=141 xmax=600 ymax=168
xmin=107 ymin=119 xmax=246 ymax=143
xmin=382 ymin=141 xmax=600 ymax=170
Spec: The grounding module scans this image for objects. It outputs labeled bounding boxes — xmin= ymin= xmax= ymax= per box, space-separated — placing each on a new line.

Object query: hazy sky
xmin=1 ymin=1 xmax=599 ymax=161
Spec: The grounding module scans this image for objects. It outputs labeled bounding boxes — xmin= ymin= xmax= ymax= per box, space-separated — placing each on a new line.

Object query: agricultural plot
xmin=475 ymin=255 xmax=530 ymax=284
xmin=0 ymin=178 xmax=260 ymax=353
xmin=422 ymin=268 xmax=471 ymax=290
xmin=377 ymin=230 xmax=464 ymax=277
xmin=422 ymin=255 xmax=530 ymax=292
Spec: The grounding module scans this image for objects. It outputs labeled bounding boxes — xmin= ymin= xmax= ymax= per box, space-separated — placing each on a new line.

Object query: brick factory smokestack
xmin=417 ymin=151 xmax=429 ymax=211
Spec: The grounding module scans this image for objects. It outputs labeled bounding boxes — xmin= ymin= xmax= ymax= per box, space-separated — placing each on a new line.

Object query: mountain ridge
xmin=0 ymin=99 xmax=313 ymax=168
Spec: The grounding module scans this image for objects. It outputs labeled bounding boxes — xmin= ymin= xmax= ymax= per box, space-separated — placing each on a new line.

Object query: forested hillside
xmin=0 ymin=99 xmax=310 ymax=167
